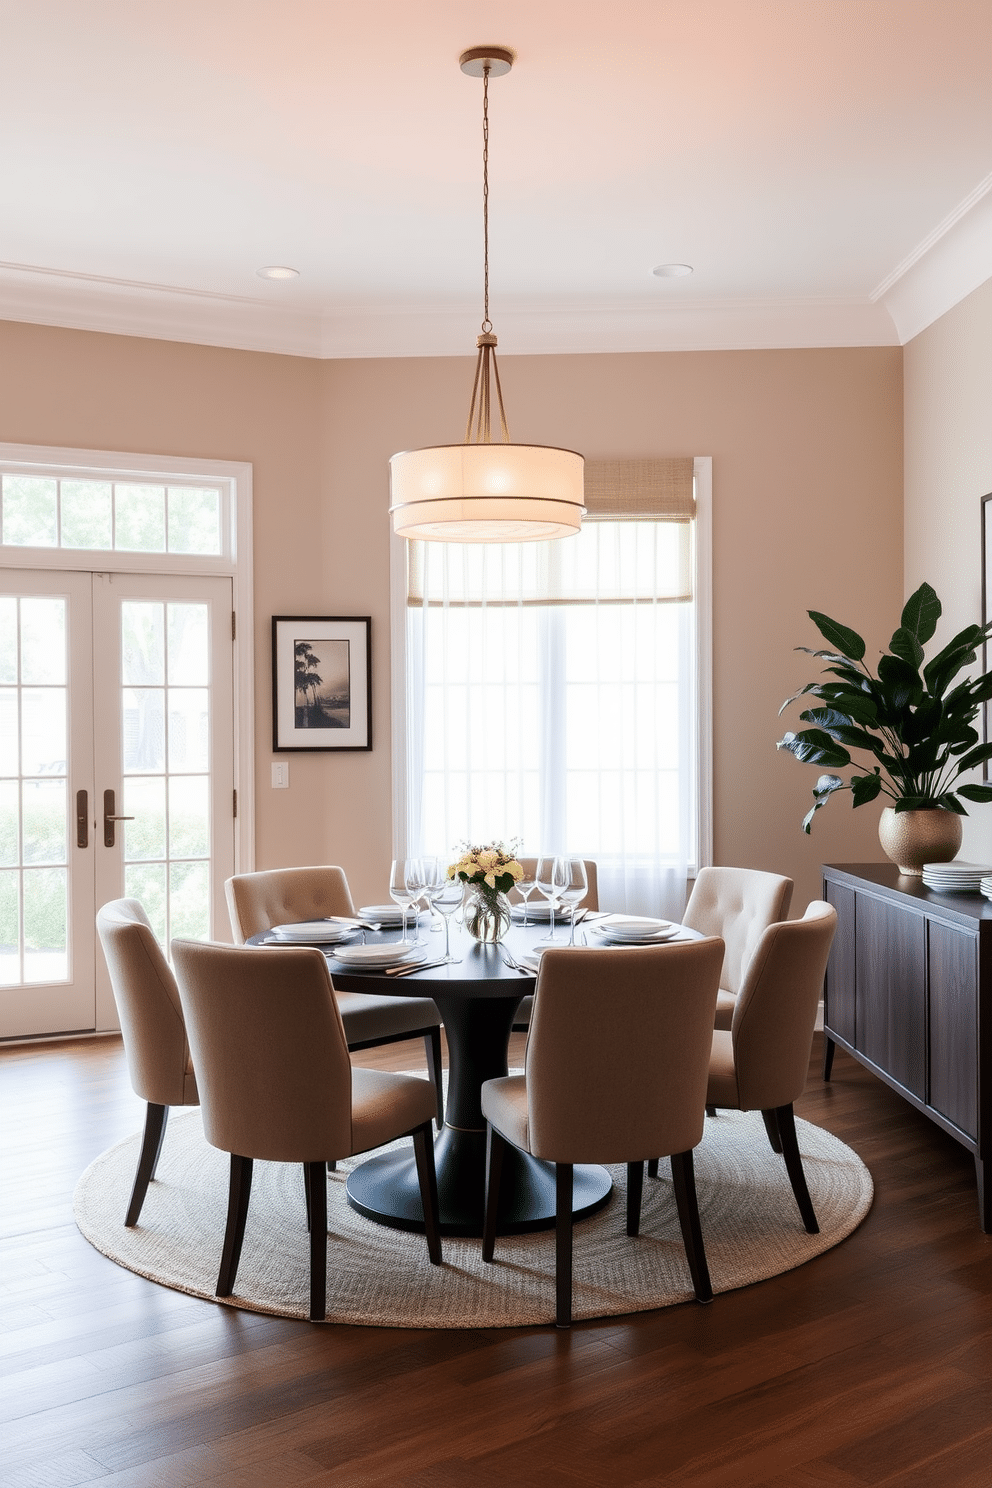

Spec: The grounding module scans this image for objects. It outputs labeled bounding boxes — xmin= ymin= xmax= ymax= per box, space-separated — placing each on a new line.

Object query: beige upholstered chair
xmin=95 ymin=899 xmax=198 ymax=1226
xmin=510 ymin=857 xmax=600 ymax=1033
xmin=682 ymin=866 xmax=794 ymax=1031
xmin=171 ymin=938 xmax=442 ymax=1321
xmin=225 ymin=866 xmax=445 ymax=1127
xmin=481 ymin=937 xmax=725 ymax=1328
xmin=702 ymin=900 xmax=837 ymax=1235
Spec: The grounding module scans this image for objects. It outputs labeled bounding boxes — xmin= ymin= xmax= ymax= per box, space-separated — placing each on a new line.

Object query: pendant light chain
xmin=482 ymin=63 xmax=491 ymax=334
xmin=465 ymin=59 xmax=510 ymax=445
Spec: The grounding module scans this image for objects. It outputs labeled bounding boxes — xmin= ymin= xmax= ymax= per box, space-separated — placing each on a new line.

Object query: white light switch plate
xmin=271 ymin=761 xmax=289 ymax=789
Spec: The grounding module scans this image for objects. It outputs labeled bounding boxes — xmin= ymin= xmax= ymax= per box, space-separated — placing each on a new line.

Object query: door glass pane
xmin=22 ymin=779 xmax=66 ymax=865
xmin=169 ymin=775 xmax=209 ymax=858
xmin=124 ymin=862 xmax=167 ymax=942
xmin=21 ymin=689 xmax=66 ymax=776
xmin=21 ymin=597 xmax=66 ymax=683
xmin=0 ymin=597 xmax=16 ymax=682
xmin=0 ymin=870 xmax=18 ymax=986
xmin=123 ymin=777 xmax=167 ymax=860
xmin=168 ymin=689 xmax=208 ymax=772
xmin=0 ymin=594 xmax=70 ymax=987
xmin=22 ymin=866 xmax=67 ymax=983
xmin=123 ymin=689 xmax=165 ymax=772
xmin=115 ymin=484 xmax=166 ymax=551
xmin=60 ymin=481 xmax=113 ymax=549
xmin=122 ymin=602 xmax=165 ymax=685
xmin=170 ymin=860 xmax=209 ymax=940
xmin=168 ymin=603 xmax=208 ymax=685
xmin=1 ymin=476 xmax=58 ymax=547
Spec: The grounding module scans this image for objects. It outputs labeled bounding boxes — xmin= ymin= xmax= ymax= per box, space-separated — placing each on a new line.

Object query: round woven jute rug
xmin=75 ymin=1106 xmax=871 ymax=1328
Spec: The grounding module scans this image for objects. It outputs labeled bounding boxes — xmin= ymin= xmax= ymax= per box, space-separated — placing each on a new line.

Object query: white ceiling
xmin=1 ymin=0 xmax=990 ymax=359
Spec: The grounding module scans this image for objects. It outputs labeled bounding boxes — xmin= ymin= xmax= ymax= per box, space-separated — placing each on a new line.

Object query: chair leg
xmin=776 ymin=1104 xmax=819 ymax=1234
xmin=125 ymin=1102 xmax=169 ymax=1226
xmin=216 ymin=1154 xmax=253 ymax=1298
xmin=411 ymin=1122 xmax=443 ymax=1265
xmin=556 ymin=1164 xmax=574 ymax=1329
xmin=305 ymin=1160 xmax=327 ymax=1321
xmin=647 ymin=1158 xmax=659 ymax=1179
xmin=481 ymin=1123 xmax=506 ymax=1262
xmin=424 ymin=1028 xmax=445 ymax=1128
xmin=670 ymin=1149 xmax=713 ymax=1303
xmin=761 ymin=1108 xmax=783 ymax=1154
xmin=327 ymin=1160 xmax=337 ymax=1173
xmin=626 ymin=1160 xmax=644 ymax=1237
xmin=705 ymin=1104 xmax=717 ymax=1118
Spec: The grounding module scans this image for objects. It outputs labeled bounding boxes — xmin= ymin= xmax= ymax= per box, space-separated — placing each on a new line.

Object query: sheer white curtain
xmin=399 ymin=459 xmax=705 ymax=919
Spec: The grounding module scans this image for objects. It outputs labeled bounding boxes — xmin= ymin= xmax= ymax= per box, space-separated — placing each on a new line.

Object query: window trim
xmin=0 ymin=441 xmax=255 ymax=875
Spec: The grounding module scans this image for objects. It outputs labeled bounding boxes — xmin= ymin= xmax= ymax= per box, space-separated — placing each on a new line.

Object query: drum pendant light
xmin=389 ymin=46 xmax=585 ymax=543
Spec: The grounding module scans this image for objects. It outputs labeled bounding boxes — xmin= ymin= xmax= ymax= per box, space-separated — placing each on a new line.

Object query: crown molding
xmin=874 ymin=173 xmax=992 ymax=344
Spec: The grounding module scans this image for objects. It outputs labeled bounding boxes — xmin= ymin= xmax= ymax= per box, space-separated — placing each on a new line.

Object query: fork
xmin=499 ymin=947 xmax=530 ymax=974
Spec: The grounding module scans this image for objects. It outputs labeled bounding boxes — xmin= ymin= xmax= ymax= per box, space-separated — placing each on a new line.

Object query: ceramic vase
xmin=877 ymin=806 xmax=963 ymax=876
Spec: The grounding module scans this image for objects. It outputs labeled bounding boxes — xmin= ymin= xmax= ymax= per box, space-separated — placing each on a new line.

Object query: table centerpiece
xmin=448 ymin=841 xmax=524 ymax=943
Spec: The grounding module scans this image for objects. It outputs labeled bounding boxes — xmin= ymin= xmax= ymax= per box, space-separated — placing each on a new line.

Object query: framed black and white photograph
xmin=272 ymin=616 xmax=372 ymax=751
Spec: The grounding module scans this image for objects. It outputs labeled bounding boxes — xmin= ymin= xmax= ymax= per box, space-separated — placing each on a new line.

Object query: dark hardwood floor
xmin=3 ymin=1029 xmax=992 ymax=1487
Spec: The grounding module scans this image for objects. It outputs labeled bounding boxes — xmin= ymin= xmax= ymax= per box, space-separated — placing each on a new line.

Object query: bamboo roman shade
xmin=408 ymin=457 xmax=696 ymax=606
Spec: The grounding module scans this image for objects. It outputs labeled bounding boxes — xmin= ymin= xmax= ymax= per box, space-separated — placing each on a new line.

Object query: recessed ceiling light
xmin=256 ymin=265 xmax=300 ymax=280
xmin=652 ymin=263 xmax=693 ymax=278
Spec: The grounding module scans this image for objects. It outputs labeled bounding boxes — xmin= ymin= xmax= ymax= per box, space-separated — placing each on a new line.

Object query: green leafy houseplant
xmin=777 ymin=582 xmax=992 ymax=832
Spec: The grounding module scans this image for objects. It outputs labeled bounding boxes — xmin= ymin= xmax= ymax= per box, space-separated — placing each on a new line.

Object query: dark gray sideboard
xmin=822 ymin=863 xmax=992 ymax=1231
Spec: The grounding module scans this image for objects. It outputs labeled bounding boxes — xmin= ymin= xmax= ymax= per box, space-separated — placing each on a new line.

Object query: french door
xmin=0 ymin=569 xmax=234 ymax=1038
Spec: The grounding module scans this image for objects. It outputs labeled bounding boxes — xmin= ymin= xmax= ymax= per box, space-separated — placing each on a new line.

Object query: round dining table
xmin=254 ymin=917 xmax=617 ymax=1237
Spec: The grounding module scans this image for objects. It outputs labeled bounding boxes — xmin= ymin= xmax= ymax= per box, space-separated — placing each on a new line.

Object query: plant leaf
xmin=900 ymin=582 xmax=941 ymax=645
xmin=776 ymin=729 xmax=852 ymax=768
xmin=889 ymin=626 xmax=925 ymax=669
xmin=850 ymin=773 xmax=884 ymax=807
xmin=957 ymin=783 xmax=992 ymax=802
xmin=806 ymin=611 xmax=866 ymax=661
xmin=952 ymin=742 xmax=992 ymax=774
xmin=922 ymin=625 xmax=983 ymax=697
xmin=877 ymin=653 xmax=923 ymax=711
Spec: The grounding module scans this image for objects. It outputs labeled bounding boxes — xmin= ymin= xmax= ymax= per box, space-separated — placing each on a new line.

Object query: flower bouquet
xmin=448 ymin=841 xmax=524 ymax=943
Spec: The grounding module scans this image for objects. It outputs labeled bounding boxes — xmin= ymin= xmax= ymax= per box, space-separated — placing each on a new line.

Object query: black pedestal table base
xmin=344 ymin=967 xmax=613 ymax=1237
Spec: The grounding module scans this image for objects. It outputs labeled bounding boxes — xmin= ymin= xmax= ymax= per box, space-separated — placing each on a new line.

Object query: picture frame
xmin=983 ymin=495 xmax=992 ymax=779
xmin=272 ymin=616 xmax=372 ymax=751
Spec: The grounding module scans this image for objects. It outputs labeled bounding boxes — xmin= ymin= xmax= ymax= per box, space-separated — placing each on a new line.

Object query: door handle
xmin=103 ymin=789 xmax=135 ymax=848
xmin=76 ymin=789 xmax=89 ymax=849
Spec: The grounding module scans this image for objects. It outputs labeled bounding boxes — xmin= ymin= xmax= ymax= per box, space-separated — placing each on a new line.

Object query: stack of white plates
xmin=358 ymin=903 xmax=424 ymax=927
xmin=330 ymin=943 xmax=425 ymax=970
xmin=920 ymin=862 xmax=992 ymax=893
xmin=268 ymin=919 xmax=361 ymax=945
xmin=981 ymin=877 xmax=992 ymax=902
xmin=510 ymin=900 xmax=555 ymax=922
xmin=589 ymin=916 xmax=680 ymax=945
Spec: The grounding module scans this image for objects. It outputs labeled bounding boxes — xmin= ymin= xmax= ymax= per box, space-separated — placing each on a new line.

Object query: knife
xmin=385 ymin=957 xmax=453 ymax=977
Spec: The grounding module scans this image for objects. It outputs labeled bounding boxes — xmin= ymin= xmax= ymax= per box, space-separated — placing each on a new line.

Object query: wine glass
xmin=514 ymin=860 xmax=537 ymax=925
xmin=420 ymin=855 xmax=445 ymax=934
xmin=536 ymin=855 xmax=569 ymax=945
xmin=389 ymin=858 xmax=420 ymax=945
xmin=429 ymin=875 xmax=464 ymax=964
xmin=558 ymin=859 xmax=589 ymax=944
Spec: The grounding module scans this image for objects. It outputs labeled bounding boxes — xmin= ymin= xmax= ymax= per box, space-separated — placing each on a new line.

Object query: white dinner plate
xmin=330 ymin=943 xmax=425 ymax=969
xmin=509 ymin=901 xmax=556 ymax=921
xmin=268 ymin=921 xmax=361 ymax=944
xmin=358 ymin=904 xmax=424 ymax=924
xmin=589 ymin=919 xmax=680 ymax=945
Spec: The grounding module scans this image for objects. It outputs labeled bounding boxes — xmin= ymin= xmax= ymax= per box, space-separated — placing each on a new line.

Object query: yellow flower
xmin=484 ymin=871 xmax=497 ymax=889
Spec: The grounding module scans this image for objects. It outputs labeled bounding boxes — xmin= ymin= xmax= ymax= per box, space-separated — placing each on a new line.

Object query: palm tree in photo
xmin=294 ymin=641 xmax=322 ymax=727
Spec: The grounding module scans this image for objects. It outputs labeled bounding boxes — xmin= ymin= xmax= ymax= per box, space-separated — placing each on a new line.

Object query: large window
xmin=394 ymin=457 xmax=711 ymax=918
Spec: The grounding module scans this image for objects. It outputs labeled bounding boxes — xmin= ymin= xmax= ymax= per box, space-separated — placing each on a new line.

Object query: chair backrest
xmin=729 ymin=900 xmax=838 ymax=1111
xmin=171 ymin=939 xmax=353 ymax=1162
xmin=682 ymin=866 xmax=793 ymax=995
xmin=524 ymin=937 xmax=725 ymax=1164
xmin=225 ymin=865 xmax=357 ymax=943
xmin=511 ymin=857 xmax=599 ymax=911
xmin=96 ymin=899 xmax=198 ymax=1107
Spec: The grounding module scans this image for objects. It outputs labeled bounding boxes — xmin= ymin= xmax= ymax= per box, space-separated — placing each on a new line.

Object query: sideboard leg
xmin=822 ymin=1035 xmax=835 ymax=1082
xmin=975 ymin=1156 xmax=991 ymax=1234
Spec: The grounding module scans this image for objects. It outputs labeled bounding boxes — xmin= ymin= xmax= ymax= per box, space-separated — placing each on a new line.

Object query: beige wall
xmin=0 ymin=321 xmax=903 ymax=911
xmin=905 ymin=276 xmax=992 ymax=862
